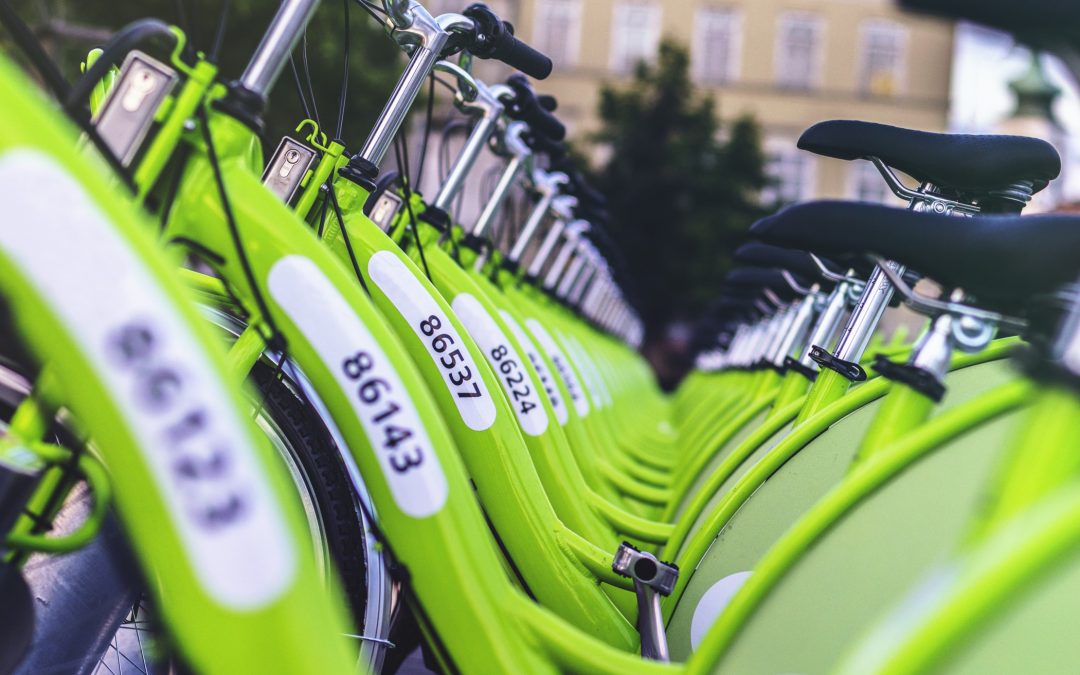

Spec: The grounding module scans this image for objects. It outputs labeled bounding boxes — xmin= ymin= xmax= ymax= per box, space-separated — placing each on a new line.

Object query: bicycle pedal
xmin=611 ymin=541 xmax=678 ymax=596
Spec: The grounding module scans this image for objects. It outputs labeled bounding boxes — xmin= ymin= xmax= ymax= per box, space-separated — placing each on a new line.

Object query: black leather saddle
xmin=799 ymin=120 xmax=1061 ymax=195
xmin=751 ymin=200 xmax=1080 ymax=313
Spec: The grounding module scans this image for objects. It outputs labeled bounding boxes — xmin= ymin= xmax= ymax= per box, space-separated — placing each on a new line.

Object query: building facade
xmin=499 ymin=0 xmax=956 ymax=203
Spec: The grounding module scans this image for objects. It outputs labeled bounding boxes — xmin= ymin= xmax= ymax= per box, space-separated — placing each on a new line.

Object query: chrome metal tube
xmin=773 ymin=292 xmax=817 ymax=366
xmin=433 ymin=114 xmax=500 ymax=211
xmin=527 ymin=219 xmax=566 ymax=278
xmin=357 ymin=44 xmax=445 ymax=168
xmin=832 ymin=261 xmax=904 ymax=364
xmin=240 ymin=0 xmax=321 ymax=99
xmin=556 ymin=248 xmax=587 ymax=298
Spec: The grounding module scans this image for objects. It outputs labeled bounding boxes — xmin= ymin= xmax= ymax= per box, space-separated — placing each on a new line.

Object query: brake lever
xmin=433 ymin=60 xmax=479 ymax=103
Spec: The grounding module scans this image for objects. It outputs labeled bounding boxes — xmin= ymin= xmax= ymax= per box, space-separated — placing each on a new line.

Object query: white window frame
xmin=693 ymin=6 xmax=742 ymax=85
xmin=858 ymin=19 xmax=909 ymax=97
xmin=609 ymin=0 xmax=662 ymax=74
xmin=762 ymin=138 xmax=816 ymax=204
xmin=774 ymin=11 xmax=824 ymax=90
xmin=532 ymin=0 xmax=583 ymax=68
xmin=846 ymin=159 xmax=893 ymax=204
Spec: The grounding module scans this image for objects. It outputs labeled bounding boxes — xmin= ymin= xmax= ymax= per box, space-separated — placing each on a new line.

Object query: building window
xmin=533 ymin=0 xmax=582 ymax=68
xmin=859 ymin=20 xmax=908 ymax=96
xmin=694 ymin=7 xmax=741 ymax=84
xmin=775 ymin=12 xmax=823 ymax=90
xmin=610 ymin=1 xmax=662 ymax=73
xmin=762 ymin=144 xmax=815 ymax=204
xmin=848 ymin=160 xmax=892 ymax=204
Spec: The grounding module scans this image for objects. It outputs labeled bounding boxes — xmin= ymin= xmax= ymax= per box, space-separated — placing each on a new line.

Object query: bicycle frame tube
xmin=317 ymin=170 xmax=641 ymax=642
xmin=155 ymin=108 xmax=571 ymax=672
xmin=0 ymin=55 xmax=357 ymax=674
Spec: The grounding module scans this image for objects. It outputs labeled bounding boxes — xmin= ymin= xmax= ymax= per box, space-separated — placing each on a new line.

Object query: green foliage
xmin=1 ymin=0 xmax=404 ymax=148
xmin=590 ymin=41 xmax=768 ymax=339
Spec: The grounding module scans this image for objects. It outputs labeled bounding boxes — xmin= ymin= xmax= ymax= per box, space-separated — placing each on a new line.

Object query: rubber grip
xmin=492 ymin=34 xmax=553 ymax=80
xmin=506 ymin=75 xmax=565 ymax=141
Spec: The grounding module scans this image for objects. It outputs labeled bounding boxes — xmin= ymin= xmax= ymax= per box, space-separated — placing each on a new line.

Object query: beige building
xmin=488 ymin=0 xmax=956 ymax=204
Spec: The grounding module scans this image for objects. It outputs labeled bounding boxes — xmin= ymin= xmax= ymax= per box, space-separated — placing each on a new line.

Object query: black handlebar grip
xmin=506 ymin=75 xmax=565 ymax=141
xmin=464 ymin=4 xmax=553 ymax=80
xmin=538 ymin=95 xmax=558 ymax=112
xmin=491 ymin=31 xmax=553 ymax=80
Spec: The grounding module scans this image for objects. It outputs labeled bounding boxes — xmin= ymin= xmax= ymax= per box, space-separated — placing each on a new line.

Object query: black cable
xmin=289 ymin=55 xmax=314 ymax=120
xmin=0 ymin=0 xmax=69 ymax=100
xmin=395 ymin=135 xmax=431 ymax=280
xmin=174 ymin=0 xmax=191 ymax=43
xmin=327 ymin=181 xmax=371 ymax=295
xmin=301 ymin=32 xmax=320 ymax=126
xmin=335 ymin=0 xmax=351 ymax=139
xmin=413 ymin=74 xmax=435 ymax=190
xmin=0 ymin=2 xmax=136 ymax=191
xmin=353 ymin=0 xmax=387 ymax=21
xmin=316 ymin=187 xmax=331 ymax=238
xmin=157 ymin=143 xmax=192 ymax=233
xmin=196 ymin=107 xmax=286 ymax=350
xmin=209 ymin=0 xmax=232 ymax=63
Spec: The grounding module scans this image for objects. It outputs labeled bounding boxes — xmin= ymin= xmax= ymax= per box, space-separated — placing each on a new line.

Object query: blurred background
xmin=5 ymin=0 xmax=1077 ymax=387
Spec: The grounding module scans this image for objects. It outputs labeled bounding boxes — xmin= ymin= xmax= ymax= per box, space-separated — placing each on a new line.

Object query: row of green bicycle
xmin=2 ymin=0 xmax=1079 ymax=672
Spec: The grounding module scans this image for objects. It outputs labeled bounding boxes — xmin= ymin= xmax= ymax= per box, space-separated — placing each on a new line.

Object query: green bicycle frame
xmin=0 ymin=54 xmax=358 ymax=674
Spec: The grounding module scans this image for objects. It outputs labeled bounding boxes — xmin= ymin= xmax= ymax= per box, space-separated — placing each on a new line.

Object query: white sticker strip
xmin=526 ymin=319 xmax=589 ymax=419
xmin=368 ymin=251 xmax=496 ymax=431
xmin=562 ymin=332 xmax=612 ymax=410
xmin=269 ymin=255 xmax=447 ymax=518
xmin=452 ymin=294 xmax=548 ymax=436
xmin=0 ymin=150 xmax=294 ymax=609
xmin=501 ymin=310 xmax=568 ymax=426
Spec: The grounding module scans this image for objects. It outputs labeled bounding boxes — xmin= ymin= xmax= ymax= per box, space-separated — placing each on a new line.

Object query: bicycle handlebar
xmin=463 ymin=4 xmax=553 ymax=79
xmin=505 ymin=75 xmax=565 ymax=141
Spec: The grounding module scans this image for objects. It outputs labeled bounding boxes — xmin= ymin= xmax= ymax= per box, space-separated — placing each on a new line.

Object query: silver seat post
xmin=240 ymin=0 xmax=322 ymax=100
xmin=772 ymin=287 xmax=819 ymax=368
xmin=798 ymin=280 xmax=850 ymax=371
xmin=775 ymin=287 xmax=819 ymax=366
xmin=830 ymin=261 xmax=903 ymax=369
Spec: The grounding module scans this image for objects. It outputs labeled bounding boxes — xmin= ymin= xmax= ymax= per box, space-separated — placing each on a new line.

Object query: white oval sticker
xmin=691 ymin=571 xmax=753 ymax=650
xmin=500 ymin=311 xmax=568 ymax=426
xmin=367 ymin=251 xmax=496 ymax=431
xmin=561 ymin=332 xmax=612 ymax=410
xmin=0 ymin=150 xmax=294 ymax=609
xmin=525 ymin=319 xmax=589 ymax=419
xmin=452 ymin=294 xmax=548 ymax=436
xmin=269 ymin=255 xmax=448 ymax=518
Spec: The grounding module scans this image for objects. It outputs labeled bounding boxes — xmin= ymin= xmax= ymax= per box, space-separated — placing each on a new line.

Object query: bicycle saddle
xmin=751 ymin=200 xmax=1080 ymax=313
xmin=799 ymin=120 xmax=1061 ymax=194
xmin=734 ymin=242 xmax=852 ymax=281
xmin=724 ymin=268 xmax=810 ymax=303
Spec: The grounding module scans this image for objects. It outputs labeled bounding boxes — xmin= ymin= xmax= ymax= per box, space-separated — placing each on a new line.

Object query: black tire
xmin=249 ymin=362 xmax=371 ymax=631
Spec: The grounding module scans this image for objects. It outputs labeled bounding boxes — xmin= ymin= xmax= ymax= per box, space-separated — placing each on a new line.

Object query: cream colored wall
xmin=511 ymin=0 xmax=955 ymax=200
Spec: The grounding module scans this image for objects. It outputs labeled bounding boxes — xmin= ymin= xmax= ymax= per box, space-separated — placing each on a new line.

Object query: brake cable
xmin=394 ymin=134 xmax=432 ymax=281
xmin=196 ymin=106 xmax=287 ymax=351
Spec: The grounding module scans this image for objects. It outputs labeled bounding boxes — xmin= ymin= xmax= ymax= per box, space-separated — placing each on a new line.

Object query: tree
xmin=590 ymin=41 xmax=768 ymax=345
xmin=1 ymin=0 xmax=405 ymax=151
